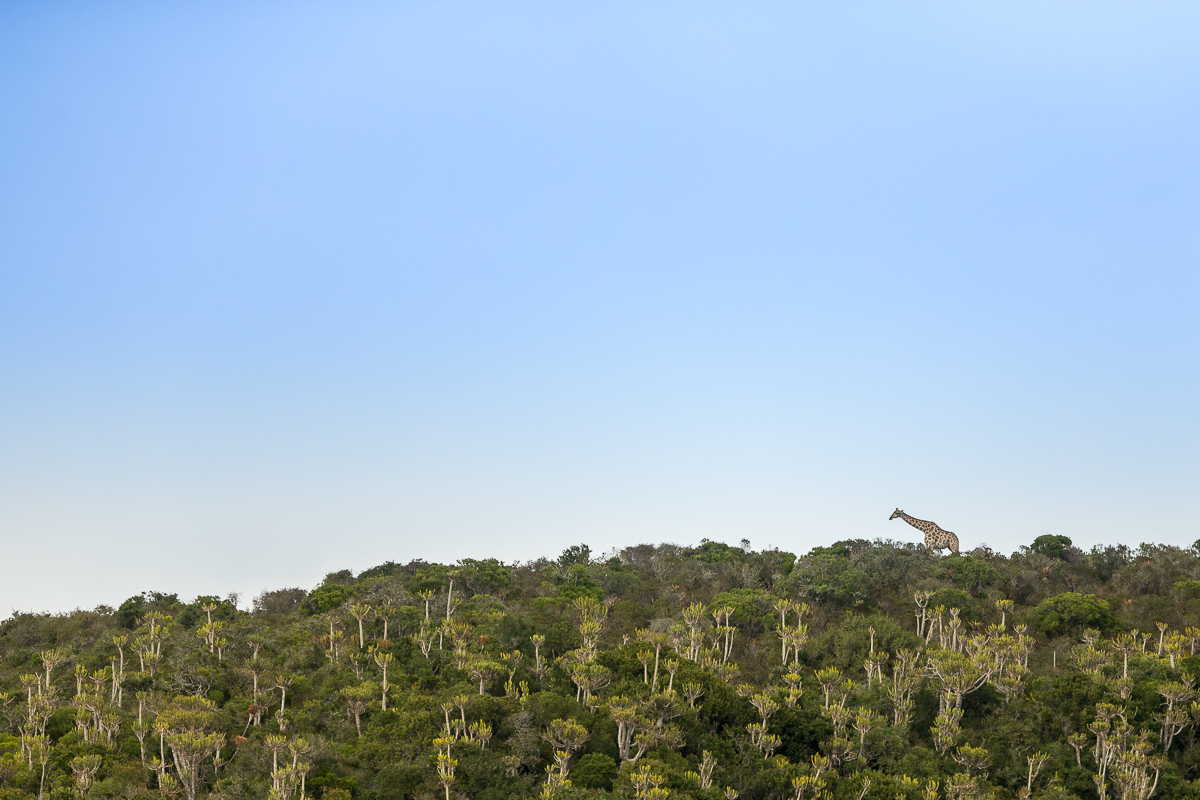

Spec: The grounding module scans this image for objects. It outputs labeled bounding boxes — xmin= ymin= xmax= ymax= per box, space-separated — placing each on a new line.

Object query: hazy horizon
xmin=3 ymin=3 xmax=1197 ymax=615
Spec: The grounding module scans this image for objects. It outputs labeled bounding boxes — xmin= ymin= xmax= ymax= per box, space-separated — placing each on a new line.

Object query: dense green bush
xmin=1031 ymin=534 xmax=1073 ymax=561
xmin=571 ymin=753 xmax=617 ymax=790
xmin=303 ymin=584 xmax=352 ymax=615
xmin=1033 ymin=592 xmax=1121 ymax=637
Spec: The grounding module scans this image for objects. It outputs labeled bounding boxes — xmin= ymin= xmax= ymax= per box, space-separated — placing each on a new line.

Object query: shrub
xmin=1031 ymin=535 xmax=1073 ymax=561
xmin=303 ymin=584 xmax=350 ymax=615
xmin=938 ymin=556 xmax=1002 ymax=595
xmin=572 ymin=752 xmax=618 ymax=790
xmin=1034 ymin=592 xmax=1121 ymax=638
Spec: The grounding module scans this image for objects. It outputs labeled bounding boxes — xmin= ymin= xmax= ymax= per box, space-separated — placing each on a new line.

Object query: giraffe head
xmin=889 ymin=508 xmax=903 ymax=520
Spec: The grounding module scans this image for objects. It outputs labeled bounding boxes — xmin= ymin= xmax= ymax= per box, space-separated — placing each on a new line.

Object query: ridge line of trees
xmin=1 ymin=535 xmax=1199 ymax=799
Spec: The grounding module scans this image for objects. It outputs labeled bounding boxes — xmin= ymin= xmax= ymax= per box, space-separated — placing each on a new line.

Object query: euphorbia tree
xmin=373 ymin=652 xmax=394 ymax=710
xmin=350 ymin=603 xmax=372 ymax=649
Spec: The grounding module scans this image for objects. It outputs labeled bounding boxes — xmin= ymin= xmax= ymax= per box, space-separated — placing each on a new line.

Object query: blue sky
xmin=2 ymin=2 xmax=1197 ymax=613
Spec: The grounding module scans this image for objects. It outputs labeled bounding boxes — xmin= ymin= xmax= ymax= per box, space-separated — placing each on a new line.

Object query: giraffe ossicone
xmin=890 ymin=508 xmax=959 ymax=555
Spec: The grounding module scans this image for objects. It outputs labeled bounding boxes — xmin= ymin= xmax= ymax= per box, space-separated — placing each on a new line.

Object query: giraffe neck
xmin=899 ymin=512 xmax=929 ymax=531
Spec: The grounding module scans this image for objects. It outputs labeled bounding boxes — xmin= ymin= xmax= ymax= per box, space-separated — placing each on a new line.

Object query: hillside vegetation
xmin=3 ymin=535 xmax=1200 ymax=800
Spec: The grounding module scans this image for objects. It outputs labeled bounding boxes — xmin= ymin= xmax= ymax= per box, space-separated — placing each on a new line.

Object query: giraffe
xmin=890 ymin=508 xmax=959 ymax=555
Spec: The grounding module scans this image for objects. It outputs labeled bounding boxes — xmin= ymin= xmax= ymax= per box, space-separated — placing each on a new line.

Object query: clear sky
xmin=2 ymin=2 xmax=1197 ymax=614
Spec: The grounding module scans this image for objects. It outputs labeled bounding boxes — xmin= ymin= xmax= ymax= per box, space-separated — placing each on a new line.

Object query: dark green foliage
xmin=1031 ymin=671 xmax=1111 ymax=736
xmin=115 ymin=591 xmax=180 ymax=629
xmin=1034 ymin=592 xmax=1121 ymax=637
xmin=1086 ymin=544 xmax=1131 ymax=582
xmin=365 ymin=761 xmax=426 ymax=800
xmin=322 ymin=570 xmax=357 ymax=586
xmin=786 ymin=539 xmax=936 ymax=608
xmin=928 ymin=588 xmax=981 ymax=622
xmin=709 ymin=589 xmax=776 ymax=634
xmin=554 ymin=566 xmax=603 ymax=601
xmin=572 ymin=752 xmax=617 ymax=789
xmin=307 ymin=763 xmax=357 ymax=798
xmin=760 ymin=549 xmax=797 ymax=578
xmin=937 ymin=556 xmax=1002 ymax=595
xmin=459 ymin=558 xmax=512 ymax=595
xmin=1112 ymin=545 xmax=1196 ymax=597
xmin=770 ymin=696 xmax=830 ymax=761
xmin=558 ymin=545 xmax=592 ymax=567
xmin=837 ymin=541 xmax=933 ymax=608
xmin=1032 ymin=534 xmax=1073 ymax=561
xmin=786 ymin=547 xmax=872 ymax=607
xmin=357 ymin=561 xmax=402 ymax=580
xmin=178 ymin=595 xmax=238 ymax=629
xmin=303 ymin=584 xmax=351 ymax=615
xmin=252 ymin=587 xmax=306 ymax=618
xmin=683 ymin=538 xmax=747 ymax=564
xmin=804 ymin=612 xmax=921 ymax=674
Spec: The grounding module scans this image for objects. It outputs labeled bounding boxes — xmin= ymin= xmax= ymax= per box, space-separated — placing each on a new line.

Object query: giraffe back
xmin=892 ymin=509 xmax=959 ymax=555
xmin=927 ymin=529 xmax=959 ymax=555
xmin=921 ymin=523 xmax=958 ymax=554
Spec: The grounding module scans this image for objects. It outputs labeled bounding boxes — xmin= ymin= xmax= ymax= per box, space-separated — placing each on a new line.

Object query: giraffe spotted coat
xmin=890 ymin=508 xmax=959 ymax=554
